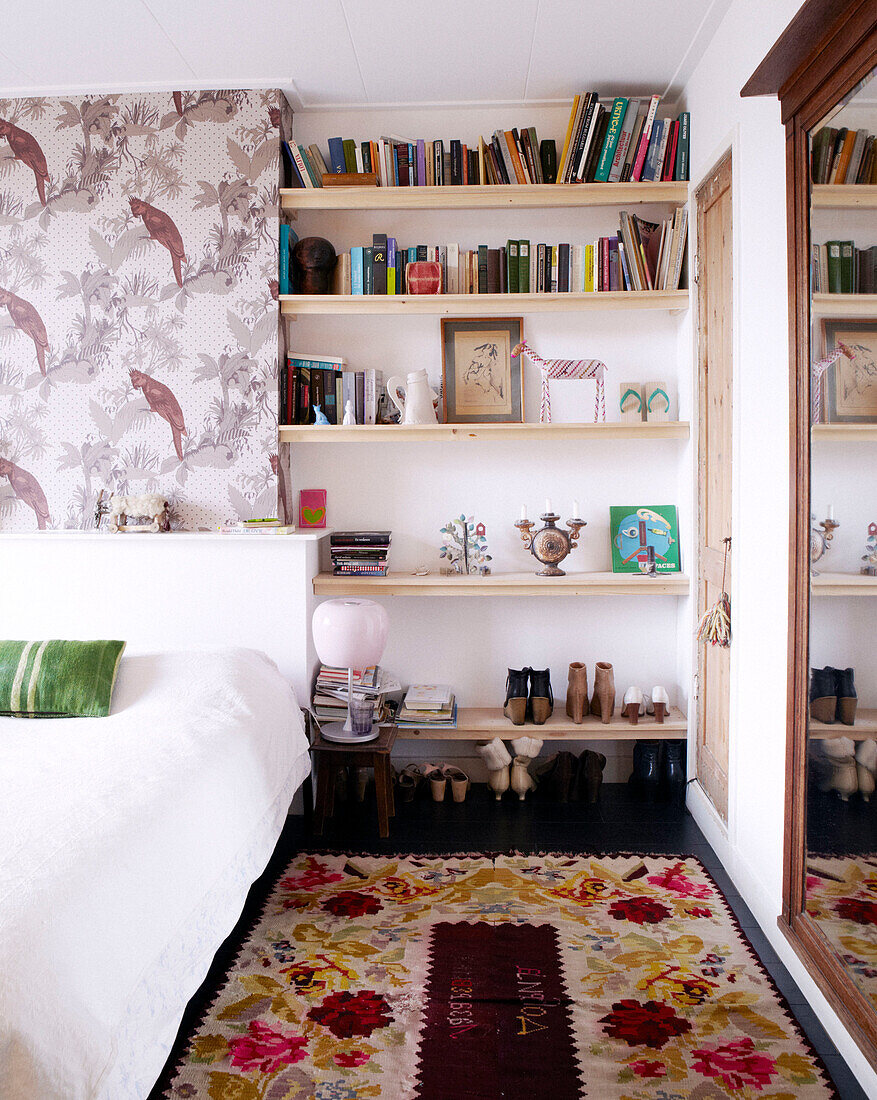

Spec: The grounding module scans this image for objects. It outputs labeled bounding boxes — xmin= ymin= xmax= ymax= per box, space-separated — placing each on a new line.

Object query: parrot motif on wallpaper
xmin=129 ymin=197 xmax=186 ymax=288
xmin=129 ymin=369 xmax=187 ymax=461
xmin=173 ymin=91 xmax=184 ymax=117
xmin=269 ymin=453 xmax=289 ymax=524
xmin=0 ymin=457 xmax=50 ymax=529
xmin=0 ymin=118 xmax=49 ymax=206
xmin=0 ymin=288 xmax=49 ymax=375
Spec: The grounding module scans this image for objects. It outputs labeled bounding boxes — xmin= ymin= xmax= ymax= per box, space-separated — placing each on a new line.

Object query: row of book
xmin=280 ymin=355 xmax=384 ymax=425
xmin=812 ymin=241 xmax=877 ymax=294
xmin=395 ymin=683 xmax=457 ymax=730
xmin=811 ymin=126 xmax=877 ymax=185
xmin=331 ymin=210 xmax=687 ymax=297
xmin=330 ymin=530 xmax=391 ymax=576
xmin=283 ymin=95 xmax=689 ymax=190
xmin=558 ymin=95 xmax=689 ymax=185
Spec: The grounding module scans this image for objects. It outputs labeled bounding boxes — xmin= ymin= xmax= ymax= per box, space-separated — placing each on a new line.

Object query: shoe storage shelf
xmin=809 ymin=709 xmax=877 ymax=741
xmin=394 ymin=705 xmax=687 ymax=742
xmin=812 ymin=424 xmax=877 ymax=441
xmin=811 ymin=573 xmax=877 ymax=596
xmin=281 ymin=181 xmax=689 ymax=213
xmin=312 ymin=571 xmax=691 ymax=597
xmin=280 ymin=421 xmax=689 ymax=442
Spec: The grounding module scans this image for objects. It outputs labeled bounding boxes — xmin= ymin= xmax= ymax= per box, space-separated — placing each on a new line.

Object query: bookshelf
xmin=281 ymin=181 xmax=689 ymax=213
xmin=280 ymin=290 xmax=688 ymax=318
xmin=811 ymin=184 xmax=877 ymax=209
xmin=280 ymin=421 xmax=689 ymax=442
xmin=395 ymin=705 xmax=687 ymax=741
xmin=812 ymin=423 xmax=877 ymax=441
xmin=811 ymin=293 xmax=877 ymax=317
xmin=811 ymin=573 xmax=877 ymax=596
xmin=313 ymin=571 xmax=690 ymax=597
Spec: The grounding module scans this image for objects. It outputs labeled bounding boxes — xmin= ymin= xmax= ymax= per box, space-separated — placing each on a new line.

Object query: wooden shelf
xmin=810 ymin=709 xmax=877 ymax=740
xmin=811 ymin=573 xmax=877 ymax=595
xmin=811 ymin=184 xmax=877 ymax=209
xmin=280 ymin=290 xmax=688 ymax=318
xmin=395 ymin=705 xmax=687 ymax=741
xmin=281 ymin=182 xmax=689 ymax=212
xmin=811 ymin=293 xmax=877 ymax=317
xmin=812 ymin=423 xmax=877 ymax=440
xmin=313 ymin=571 xmax=690 ymax=597
xmin=280 ymin=421 xmax=690 ymax=443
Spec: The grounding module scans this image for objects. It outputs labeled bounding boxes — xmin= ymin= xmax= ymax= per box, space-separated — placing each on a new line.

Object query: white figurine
xmin=107 ymin=493 xmax=169 ymax=533
xmin=342 ymin=399 xmax=356 ymax=425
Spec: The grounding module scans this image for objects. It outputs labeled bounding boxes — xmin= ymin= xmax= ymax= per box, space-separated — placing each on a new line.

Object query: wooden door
xmin=695 ymin=153 xmax=733 ymax=822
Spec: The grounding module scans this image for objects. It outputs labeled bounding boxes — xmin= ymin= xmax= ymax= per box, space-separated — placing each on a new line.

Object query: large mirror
xmin=805 ymin=67 xmax=877 ymax=1015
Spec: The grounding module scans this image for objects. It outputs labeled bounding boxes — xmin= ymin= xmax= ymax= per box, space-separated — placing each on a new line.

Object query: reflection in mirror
xmin=805 ymin=67 xmax=877 ymax=1016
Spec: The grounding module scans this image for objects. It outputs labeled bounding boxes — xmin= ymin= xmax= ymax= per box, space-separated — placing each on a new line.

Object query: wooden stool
xmin=311 ymin=724 xmax=397 ymax=838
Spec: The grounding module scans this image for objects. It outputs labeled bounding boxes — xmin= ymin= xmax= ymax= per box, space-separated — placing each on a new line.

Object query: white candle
xmin=827 ymin=504 xmax=835 ymax=520
xmin=520 ymin=505 xmax=527 ymax=521
xmin=545 ymin=498 xmax=552 ymax=513
xmin=572 ymin=499 xmax=580 ymax=518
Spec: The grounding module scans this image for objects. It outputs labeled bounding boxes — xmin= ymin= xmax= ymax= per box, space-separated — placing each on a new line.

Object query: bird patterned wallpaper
xmin=0 ymin=88 xmax=289 ymax=531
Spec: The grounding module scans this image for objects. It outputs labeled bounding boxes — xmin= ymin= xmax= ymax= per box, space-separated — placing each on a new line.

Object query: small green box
xmin=610 ymin=506 xmax=680 ymax=573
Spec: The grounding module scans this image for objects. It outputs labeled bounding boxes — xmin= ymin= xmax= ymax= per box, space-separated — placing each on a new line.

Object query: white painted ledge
xmin=0 ymin=529 xmax=332 ymax=542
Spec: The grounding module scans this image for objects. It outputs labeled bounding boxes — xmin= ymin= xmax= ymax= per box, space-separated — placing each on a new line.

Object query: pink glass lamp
xmin=311 ymin=598 xmax=389 ymax=743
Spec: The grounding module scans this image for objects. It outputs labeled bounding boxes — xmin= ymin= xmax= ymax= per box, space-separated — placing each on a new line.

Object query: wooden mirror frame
xmin=743 ymin=0 xmax=877 ymax=1064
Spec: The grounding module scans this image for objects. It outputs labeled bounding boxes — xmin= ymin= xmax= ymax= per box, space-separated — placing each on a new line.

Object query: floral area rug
xmin=166 ymin=852 xmax=836 ymax=1099
xmin=807 ymin=854 xmax=877 ymax=1012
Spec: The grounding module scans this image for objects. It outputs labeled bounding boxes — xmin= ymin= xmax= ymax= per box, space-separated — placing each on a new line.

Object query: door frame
xmin=688 ymin=130 xmax=741 ymax=838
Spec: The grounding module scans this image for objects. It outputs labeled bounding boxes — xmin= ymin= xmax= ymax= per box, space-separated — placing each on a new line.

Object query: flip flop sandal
xmin=620 ymin=383 xmax=644 ymax=422
xmin=645 ymin=383 xmax=670 ymax=422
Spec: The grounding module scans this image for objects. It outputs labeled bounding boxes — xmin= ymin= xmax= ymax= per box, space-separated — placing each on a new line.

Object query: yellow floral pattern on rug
xmin=166 ymin=853 xmax=835 ymax=1099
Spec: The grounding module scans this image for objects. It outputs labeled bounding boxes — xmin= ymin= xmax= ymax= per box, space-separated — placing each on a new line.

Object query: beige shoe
xmin=590 ymin=662 xmax=616 ymax=724
xmin=566 ymin=662 xmax=588 ymax=724
xmin=476 ymin=739 xmax=511 ymax=802
xmin=510 ymin=756 xmax=537 ymax=801
xmin=443 ymin=764 xmax=470 ymax=803
xmin=422 ymin=763 xmax=446 ymax=802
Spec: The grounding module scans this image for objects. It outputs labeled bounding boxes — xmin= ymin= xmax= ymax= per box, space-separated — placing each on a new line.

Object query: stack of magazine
xmin=312 ymin=664 xmax=400 ymax=725
xmin=395 ymin=684 xmax=457 ymax=730
xmin=330 ymin=531 xmax=391 ymax=576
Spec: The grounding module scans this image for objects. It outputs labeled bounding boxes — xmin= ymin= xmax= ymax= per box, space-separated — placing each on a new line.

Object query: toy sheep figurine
xmin=95 ymin=490 xmax=170 ymax=532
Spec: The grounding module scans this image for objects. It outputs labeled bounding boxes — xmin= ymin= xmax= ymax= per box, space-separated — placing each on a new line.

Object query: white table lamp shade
xmin=312 ymin=598 xmax=389 ymax=669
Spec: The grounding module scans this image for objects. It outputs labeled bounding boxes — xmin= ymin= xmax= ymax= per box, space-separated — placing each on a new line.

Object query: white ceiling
xmin=0 ymin=0 xmax=734 ymax=109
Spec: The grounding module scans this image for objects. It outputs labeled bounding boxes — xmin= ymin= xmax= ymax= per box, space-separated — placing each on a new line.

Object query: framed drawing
xmin=440 ymin=317 xmax=524 ymax=423
xmin=821 ymin=319 xmax=877 ymax=423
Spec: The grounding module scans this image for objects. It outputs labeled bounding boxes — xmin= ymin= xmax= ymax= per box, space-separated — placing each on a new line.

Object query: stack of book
xmin=312 ymin=664 xmax=389 ymax=725
xmin=332 ymin=209 xmax=687 ymax=297
xmin=812 ymin=241 xmax=877 ymax=294
xmin=330 ymin=531 xmax=391 ymax=575
xmin=218 ymin=518 xmax=296 ymax=534
xmin=811 ymin=126 xmax=877 ymax=185
xmin=395 ymin=684 xmax=458 ymax=730
xmin=280 ymin=354 xmax=384 ymax=425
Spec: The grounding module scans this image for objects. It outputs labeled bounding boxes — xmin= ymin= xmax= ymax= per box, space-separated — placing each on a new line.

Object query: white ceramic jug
xmin=385 ymin=369 xmax=438 ymax=425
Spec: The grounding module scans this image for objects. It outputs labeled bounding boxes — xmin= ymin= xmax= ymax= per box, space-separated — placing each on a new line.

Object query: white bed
xmin=0 ymin=647 xmax=311 ymax=1100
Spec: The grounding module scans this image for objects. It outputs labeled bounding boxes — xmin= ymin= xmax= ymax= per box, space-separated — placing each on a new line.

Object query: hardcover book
xmin=610 ymin=506 xmax=680 ymax=574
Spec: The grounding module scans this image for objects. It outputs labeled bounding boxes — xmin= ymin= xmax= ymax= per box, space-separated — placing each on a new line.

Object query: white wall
xmin=292 ymin=103 xmax=692 ymax=781
xmin=681 ymin=0 xmax=877 ymax=1092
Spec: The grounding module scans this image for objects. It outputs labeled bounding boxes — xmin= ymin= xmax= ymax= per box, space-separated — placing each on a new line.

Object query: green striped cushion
xmin=0 ymin=640 xmax=126 ymax=718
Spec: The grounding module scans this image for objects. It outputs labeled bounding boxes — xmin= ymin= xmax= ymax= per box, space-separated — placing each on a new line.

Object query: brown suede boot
xmin=566 ymin=662 xmax=588 ymax=724
xmin=590 ymin=662 xmax=616 ymax=724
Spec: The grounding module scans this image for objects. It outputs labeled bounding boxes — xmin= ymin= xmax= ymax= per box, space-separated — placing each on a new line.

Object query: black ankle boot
xmin=835 ymin=667 xmax=857 ymax=727
xmin=577 ymin=749 xmax=606 ymax=803
xmin=810 ymin=667 xmax=837 ymax=724
xmin=504 ymin=667 xmax=529 ymax=725
xmin=629 ymin=740 xmax=660 ymax=800
xmin=528 ymin=667 xmax=553 ymax=725
xmin=662 ymin=740 xmax=686 ymax=806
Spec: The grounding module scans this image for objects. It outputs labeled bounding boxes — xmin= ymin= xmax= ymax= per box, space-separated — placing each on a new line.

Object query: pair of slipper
xmin=397 ymin=762 xmax=470 ymax=803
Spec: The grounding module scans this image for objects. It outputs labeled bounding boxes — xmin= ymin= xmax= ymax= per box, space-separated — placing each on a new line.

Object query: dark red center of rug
xmin=415 ymin=922 xmax=581 ymax=1099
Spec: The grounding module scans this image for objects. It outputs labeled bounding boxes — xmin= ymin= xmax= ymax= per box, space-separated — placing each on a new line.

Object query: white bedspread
xmin=0 ymin=647 xmax=311 ymax=1100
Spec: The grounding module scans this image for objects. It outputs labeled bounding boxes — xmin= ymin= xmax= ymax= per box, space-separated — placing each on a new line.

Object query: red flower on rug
xmin=308 ymin=990 xmax=393 ymax=1039
xmin=834 ymin=897 xmax=877 ymax=925
xmin=322 ymin=891 xmax=384 ymax=918
xmin=631 ymin=1058 xmax=667 ymax=1078
xmin=227 ymin=1020 xmax=308 ymax=1074
xmin=647 ymin=862 xmax=713 ymax=900
xmin=334 ymin=1050 xmax=370 ymax=1067
xmin=599 ymin=998 xmax=692 ymax=1049
xmin=280 ymin=857 xmax=344 ymax=892
xmin=608 ymin=897 xmax=672 ymax=925
xmin=692 ymin=1036 xmax=777 ymax=1090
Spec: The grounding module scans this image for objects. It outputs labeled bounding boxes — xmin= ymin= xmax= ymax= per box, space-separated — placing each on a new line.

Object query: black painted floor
xmin=149 ymin=782 xmax=868 ymax=1100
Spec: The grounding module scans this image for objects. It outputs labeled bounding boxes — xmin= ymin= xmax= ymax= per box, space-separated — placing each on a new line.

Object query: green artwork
xmin=610 ymin=506 xmax=680 ymax=573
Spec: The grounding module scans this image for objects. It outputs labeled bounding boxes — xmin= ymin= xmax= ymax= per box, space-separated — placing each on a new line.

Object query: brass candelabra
xmin=514 ymin=513 xmax=587 ymax=577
